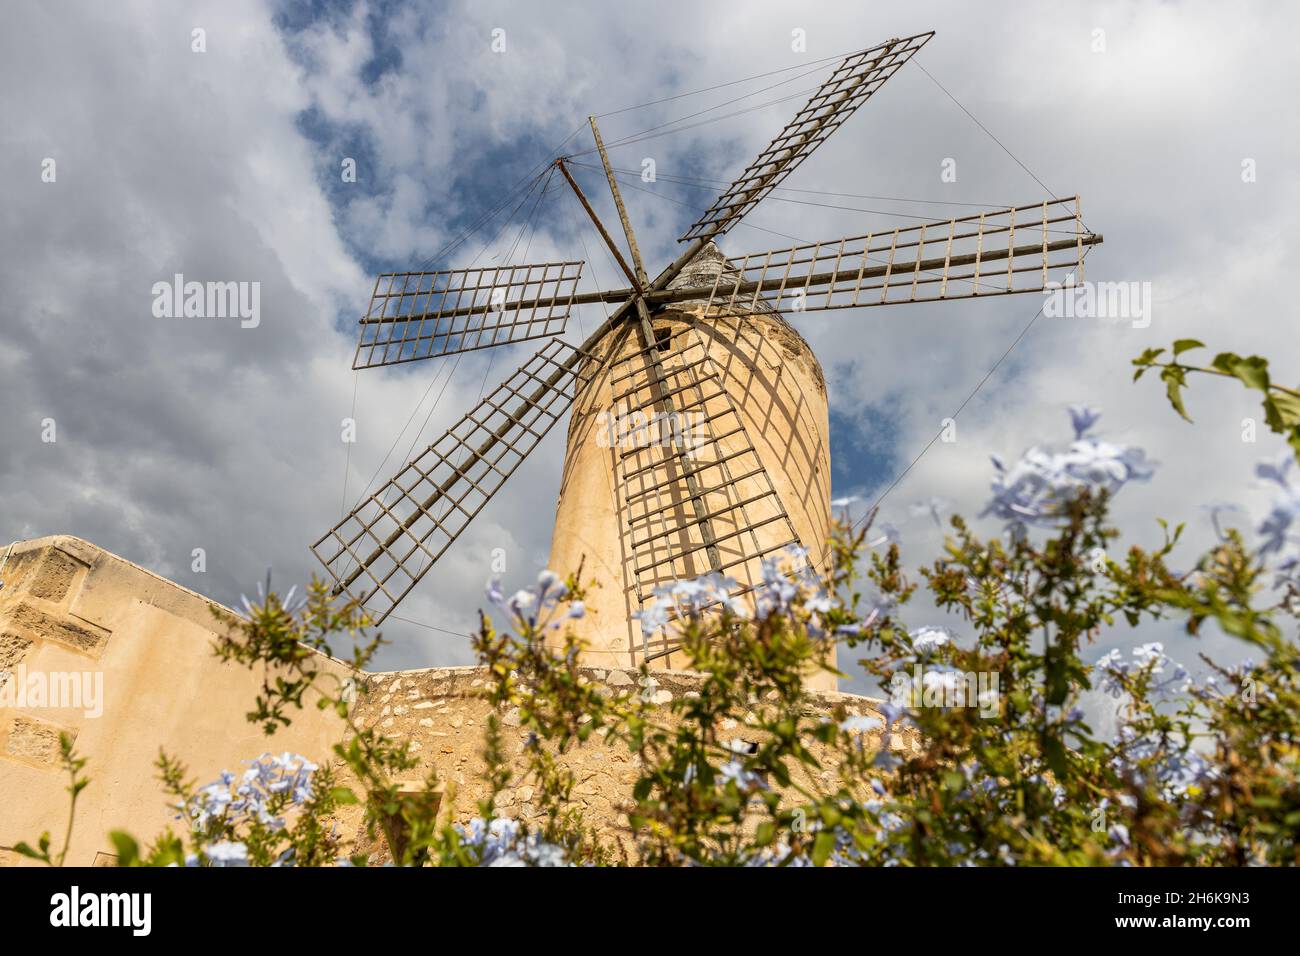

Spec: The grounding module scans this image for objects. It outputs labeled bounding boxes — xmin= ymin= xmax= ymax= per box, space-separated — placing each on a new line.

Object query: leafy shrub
xmin=17 ymin=342 xmax=1299 ymax=866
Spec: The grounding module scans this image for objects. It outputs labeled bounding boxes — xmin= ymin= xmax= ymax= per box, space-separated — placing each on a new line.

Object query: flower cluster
xmin=910 ymin=625 xmax=953 ymax=657
xmin=1109 ymin=726 xmax=1218 ymax=804
xmin=1254 ymin=453 xmax=1300 ymax=585
xmin=636 ymin=544 xmax=837 ymax=636
xmin=635 ymin=570 xmax=744 ymax=634
xmin=239 ymin=579 xmax=306 ymax=618
xmin=982 ymin=407 xmax=1153 ymax=537
xmin=181 ymin=752 xmax=318 ymax=866
xmin=755 ymin=545 xmax=835 ymax=622
xmin=186 ymin=751 xmax=316 ymax=832
xmin=200 ymin=841 xmax=251 ymax=867
xmin=454 ymin=816 xmax=571 ymax=867
xmin=486 ymin=569 xmax=585 ymax=633
xmin=1096 ymin=642 xmax=1189 ymax=699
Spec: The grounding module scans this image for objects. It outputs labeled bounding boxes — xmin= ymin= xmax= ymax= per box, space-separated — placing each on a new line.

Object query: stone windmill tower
xmin=545 ymin=240 xmax=833 ymax=682
xmin=311 ymin=30 xmax=1100 ymax=690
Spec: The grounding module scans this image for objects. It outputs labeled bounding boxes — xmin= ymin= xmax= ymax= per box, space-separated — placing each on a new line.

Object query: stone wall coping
xmin=359 ymin=663 xmax=881 ymax=708
xmin=4 ymin=535 xmax=229 ymax=612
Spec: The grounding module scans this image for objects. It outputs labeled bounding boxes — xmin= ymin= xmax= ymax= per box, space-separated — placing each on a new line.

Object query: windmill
xmin=311 ymin=31 xmax=1101 ymax=686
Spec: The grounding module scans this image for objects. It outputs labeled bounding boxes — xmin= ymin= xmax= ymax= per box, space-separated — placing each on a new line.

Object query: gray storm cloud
xmin=2 ymin=0 xmax=1296 ymax=692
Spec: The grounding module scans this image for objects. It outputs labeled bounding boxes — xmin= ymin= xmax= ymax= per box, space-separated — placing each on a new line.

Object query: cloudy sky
xmin=3 ymin=0 xmax=1297 ymax=698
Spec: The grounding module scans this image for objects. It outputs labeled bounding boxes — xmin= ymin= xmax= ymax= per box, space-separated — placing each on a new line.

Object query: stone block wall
xmin=337 ymin=664 xmax=912 ymax=862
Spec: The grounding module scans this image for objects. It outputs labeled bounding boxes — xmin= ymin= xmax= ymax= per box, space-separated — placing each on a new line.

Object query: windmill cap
xmin=666 ymin=241 xmax=729 ymax=293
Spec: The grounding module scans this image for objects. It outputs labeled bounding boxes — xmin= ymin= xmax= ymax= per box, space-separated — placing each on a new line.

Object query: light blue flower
xmin=805 ymin=589 xmax=834 ymax=615
xmin=878 ymin=701 xmax=905 ymax=725
xmin=982 ymin=409 xmax=1153 ymax=537
xmin=1258 ymin=489 xmax=1300 ymax=554
xmin=1068 ymin=404 xmax=1102 ymax=439
xmin=455 ymin=814 xmax=573 ymax=866
xmin=634 ymin=600 xmax=672 ymax=635
xmin=911 ymin=626 xmax=952 ymax=657
xmin=1256 ymin=450 xmax=1293 ymax=487
xmin=1132 ymin=642 xmax=1166 ymax=669
xmin=204 ymin=841 xmax=250 ymax=866
xmin=840 ymin=715 xmax=884 ymax=734
xmin=909 ymin=496 xmax=951 ymax=528
xmin=718 ymin=759 xmax=764 ymax=791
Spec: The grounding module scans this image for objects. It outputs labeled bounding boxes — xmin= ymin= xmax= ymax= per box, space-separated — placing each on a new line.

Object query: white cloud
xmin=2 ymin=0 xmax=1295 ymax=688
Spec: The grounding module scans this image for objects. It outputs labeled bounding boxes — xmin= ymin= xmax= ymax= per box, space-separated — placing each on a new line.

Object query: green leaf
xmin=1288 ymin=428 xmax=1300 ymax=464
xmin=1268 ymin=391 xmax=1300 ymax=428
xmin=1042 ymin=735 xmax=1069 ymax=778
xmin=812 ymin=829 xmax=836 ymax=867
xmin=770 ymin=763 xmax=792 ymax=788
xmin=1045 ymin=643 xmax=1070 ymax=705
xmin=1210 ymin=351 xmax=1242 ymax=373
xmin=1172 ymin=338 xmax=1205 ymax=356
xmin=1212 ymin=352 xmax=1271 ymax=392
xmin=1228 ymin=355 xmax=1271 ymax=392
xmin=1132 ymin=347 xmax=1165 ymax=367
xmin=754 ymin=821 xmax=776 ymax=847
xmin=109 ymin=831 xmax=140 ymax=866
xmin=1160 ymin=365 xmax=1192 ymax=422
xmin=12 ymin=839 xmax=47 ymax=862
xmin=1263 ymin=397 xmax=1285 ymax=433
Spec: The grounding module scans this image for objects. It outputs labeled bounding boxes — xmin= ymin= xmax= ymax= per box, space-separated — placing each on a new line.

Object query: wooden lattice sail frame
xmin=312 ymin=30 xmax=1103 ymax=655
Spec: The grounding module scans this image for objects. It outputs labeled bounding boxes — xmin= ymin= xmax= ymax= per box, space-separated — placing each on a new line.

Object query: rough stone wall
xmin=336 ymin=664 xmax=911 ymax=863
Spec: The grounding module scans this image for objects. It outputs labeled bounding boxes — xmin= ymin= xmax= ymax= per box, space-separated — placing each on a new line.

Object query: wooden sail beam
xmin=357 ymin=233 xmax=1102 ymax=325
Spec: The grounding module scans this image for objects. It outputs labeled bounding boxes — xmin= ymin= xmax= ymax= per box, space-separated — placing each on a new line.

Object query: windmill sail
xmin=699 ymin=197 xmax=1100 ymax=315
xmin=680 ymin=32 xmax=933 ymax=243
xmin=310 ymin=29 xmax=1106 ymax=646
xmin=608 ymin=321 xmax=803 ymax=661
xmin=353 ymin=260 xmax=584 ymax=369
xmin=314 ymin=339 xmax=597 ymax=624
